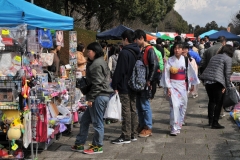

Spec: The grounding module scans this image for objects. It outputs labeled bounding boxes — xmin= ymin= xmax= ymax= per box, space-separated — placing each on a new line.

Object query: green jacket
xmin=86 ymin=57 xmax=113 ymax=102
xmin=152 ymin=46 xmax=164 ymax=71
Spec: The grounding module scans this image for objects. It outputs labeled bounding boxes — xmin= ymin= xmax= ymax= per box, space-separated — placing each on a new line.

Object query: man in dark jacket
xmin=204 ymin=36 xmax=211 ymax=49
xmin=200 ymin=36 xmax=226 ymax=72
xmin=156 ymin=38 xmax=165 ymax=58
xmin=111 ymin=29 xmax=140 ymax=144
xmin=134 ymin=29 xmax=158 ymax=138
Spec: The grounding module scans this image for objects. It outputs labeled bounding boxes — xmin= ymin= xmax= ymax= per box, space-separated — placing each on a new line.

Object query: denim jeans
xmin=136 ymin=95 xmax=152 ymax=129
xmin=75 ymin=95 xmax=109 ymax=147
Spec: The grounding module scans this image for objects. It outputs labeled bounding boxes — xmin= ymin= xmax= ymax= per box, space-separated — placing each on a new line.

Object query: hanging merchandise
xmin=56 ymin=31 xmax=64 ymax=47
xmin=23 ymin=111 xmax=31 ymax=148
xmin=40 ymin=51 xmax=54 ymax=67
xmin=38 ymin=29 xmax=53 ymax=48
xmin=0 ymin=24 xmax=27 ymax=48
xmin=35 ymin=103 xmax=47 ymax=142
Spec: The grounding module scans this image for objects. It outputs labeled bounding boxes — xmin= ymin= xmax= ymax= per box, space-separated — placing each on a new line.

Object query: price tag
xmin=14 ymin=56 xmax=21 ymax=62
xmin=2 ymin=29 xmax=10 ymax=35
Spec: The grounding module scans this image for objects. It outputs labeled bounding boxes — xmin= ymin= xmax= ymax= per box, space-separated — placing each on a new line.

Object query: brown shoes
xmin=139 ymin=127 xmax=152 ymax=138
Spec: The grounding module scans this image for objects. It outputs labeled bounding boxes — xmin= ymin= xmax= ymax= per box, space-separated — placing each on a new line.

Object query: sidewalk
xmin=34 ymin=84 xmax=240 ymax=160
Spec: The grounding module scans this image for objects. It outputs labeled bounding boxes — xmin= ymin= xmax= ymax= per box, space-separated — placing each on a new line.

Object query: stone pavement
xmin=31 ymin=84 xmax=240 ymax=160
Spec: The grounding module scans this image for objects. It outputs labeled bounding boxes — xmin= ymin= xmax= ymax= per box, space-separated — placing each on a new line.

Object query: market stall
xmin=0 ymin=0 xmax=84 ymax=159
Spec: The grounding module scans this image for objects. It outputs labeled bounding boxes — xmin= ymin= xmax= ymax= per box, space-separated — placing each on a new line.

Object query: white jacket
xmin=232 ymin=49 xmax=240 ymax=65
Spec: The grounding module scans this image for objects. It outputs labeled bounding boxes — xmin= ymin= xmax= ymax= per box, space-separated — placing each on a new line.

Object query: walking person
xmin=71 ymin=42 xmax=113 ymax=154
xmin=134 ymin=29 xmax=159 ymax=137
xmin=111 ymin=30 xmax=140 ymax=144
xmin=161 ymin=42 xmax=200 ymax=136
xmin=182 ymin=42 xmax=199 ymax=98
xmin=108 ymin=44 xmax=120 ymax=78
xmin=200 ymin=45 xmax=234 ymax=129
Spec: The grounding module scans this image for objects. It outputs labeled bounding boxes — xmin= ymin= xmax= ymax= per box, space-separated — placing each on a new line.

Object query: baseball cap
xmin=187 ymin=41 xmax=193 ymax=47
xmin=149 ymin=39 xmax=156 ymax=45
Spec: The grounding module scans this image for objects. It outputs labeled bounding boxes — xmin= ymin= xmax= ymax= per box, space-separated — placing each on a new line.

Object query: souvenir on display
xmin=7 ymin=118 xmax=24 ymax=151
xmin=38 ymin=28 xmax=53 ymax=48
xmin=56 ymin=30 xmax=64 ymax=47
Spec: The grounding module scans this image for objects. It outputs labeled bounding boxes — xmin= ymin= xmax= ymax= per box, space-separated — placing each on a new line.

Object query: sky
xmin=174 ymin=0 xmax=240 ymax=27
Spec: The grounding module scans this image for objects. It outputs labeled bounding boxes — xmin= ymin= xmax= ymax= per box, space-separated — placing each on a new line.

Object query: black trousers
xmin=205 ymin=82 xmax=224 ymax=122
xmin=151 ymin=80 xmax=157 ymax=99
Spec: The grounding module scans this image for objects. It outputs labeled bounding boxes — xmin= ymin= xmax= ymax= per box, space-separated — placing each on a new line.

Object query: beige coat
xmin=77 ymin=51 xmax=87 ymax=76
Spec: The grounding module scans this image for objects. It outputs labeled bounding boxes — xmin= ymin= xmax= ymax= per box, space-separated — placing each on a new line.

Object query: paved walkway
xmin=32 ymin=84 xmax=240 ymax=160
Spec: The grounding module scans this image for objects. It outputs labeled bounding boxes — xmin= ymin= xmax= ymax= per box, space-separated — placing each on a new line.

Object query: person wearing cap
xmin=187 ymin=41 xmax=201 ymax=65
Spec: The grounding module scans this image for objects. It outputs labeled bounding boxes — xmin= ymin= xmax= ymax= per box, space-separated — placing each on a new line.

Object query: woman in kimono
xmin=161 ymin=42 xmax=200 ymax=136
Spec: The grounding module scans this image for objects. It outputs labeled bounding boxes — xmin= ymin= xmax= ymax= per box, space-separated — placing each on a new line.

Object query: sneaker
xmin=71 ymin=144 xmax=84 ymax=152
xmin=220 ymin=114 xmax=226 ymax=118
xmin=139 ymin=128 xmax=152 ymax=138
xmin=193 ymin=94 xmax=198 ymax=98
xmin=170 ymin=127 xmax=180 ymax=136
xmin=83 ymin=144 xmax=103 ymax=154
xmin=131 ymin=135 xmax=137 ymax=141
xmin=111 ymin=137 xmax=131 ymax=144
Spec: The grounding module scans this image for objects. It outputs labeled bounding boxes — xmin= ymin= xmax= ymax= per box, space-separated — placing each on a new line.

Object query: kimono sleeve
xmin=160 ymin=59 xmax=172 ymax=88
xmin=187 ymin=60 xmax=200 ymax=85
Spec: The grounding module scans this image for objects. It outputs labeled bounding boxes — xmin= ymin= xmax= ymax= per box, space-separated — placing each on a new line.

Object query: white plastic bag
xmin=104 ymin=93 xmax=122 ymax=121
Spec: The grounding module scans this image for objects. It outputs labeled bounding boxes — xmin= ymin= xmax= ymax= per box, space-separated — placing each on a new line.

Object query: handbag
xmin=40 ymin=51 xmax=54 ymax=67
xmin=76 ymin=77 xmax=92 ymax=95
xmin=104 ymin=93 xmax=122 ymax=121
xmin=223 ymin=83 xmax=240 ymax=111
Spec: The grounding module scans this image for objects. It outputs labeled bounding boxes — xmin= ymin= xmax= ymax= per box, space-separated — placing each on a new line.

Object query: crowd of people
xmin=71 ymin=29 xmax=236 ymax=154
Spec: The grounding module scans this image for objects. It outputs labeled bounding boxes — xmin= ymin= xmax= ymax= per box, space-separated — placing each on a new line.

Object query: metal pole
xmin=31 ymin=0 xmax=34 ymax=3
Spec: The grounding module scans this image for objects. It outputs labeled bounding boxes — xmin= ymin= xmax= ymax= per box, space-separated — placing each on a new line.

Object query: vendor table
xmin=231 ymin=75 xmax=240 ymax=91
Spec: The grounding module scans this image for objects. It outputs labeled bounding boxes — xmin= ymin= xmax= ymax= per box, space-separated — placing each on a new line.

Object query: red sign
xmin=2 ymin=37 xmax=13 ymax=46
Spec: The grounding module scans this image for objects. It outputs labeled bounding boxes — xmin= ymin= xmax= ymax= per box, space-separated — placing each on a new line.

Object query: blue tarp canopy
xmin=96 ymin=25 xmax=132 ymax=40
xmin=0 ymin=0 xmax=73 ymax=30
xmin=199 ymin=30 xmax=218 ymax=38
xmin=209 ymin=30 xmax=240 ymax=41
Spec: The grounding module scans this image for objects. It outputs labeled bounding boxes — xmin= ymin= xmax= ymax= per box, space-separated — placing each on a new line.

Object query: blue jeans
xmin=75 ymin=96 xmax=109 ymax=147
xmin=136 ymin=95 xmax=152 ymax=129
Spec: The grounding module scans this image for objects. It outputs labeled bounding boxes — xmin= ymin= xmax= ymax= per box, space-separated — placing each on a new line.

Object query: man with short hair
xmin=134 ymin=29 xmax=158 ymax=137
xmin=111 ymin=29 xmax=140 ymax=144
xmin=201 ymin=36 xmax=226 ymax=71
xmin=156 ymin=38 xmax=165 ymax=58
xmin=204 ymin=36 xmax=211 ymax=49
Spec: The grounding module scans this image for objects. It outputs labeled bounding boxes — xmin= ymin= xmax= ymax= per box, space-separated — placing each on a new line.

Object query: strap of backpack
xmin=185 ymin=56 xmax=189 ymax=90
xmin=127 ymin=49 xmax=137 ymax=60
xmin=143 ymin=45 xmax=152 ymax=66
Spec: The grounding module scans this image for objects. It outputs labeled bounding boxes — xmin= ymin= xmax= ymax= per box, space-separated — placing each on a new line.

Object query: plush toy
xmin=7 ymin=118 xmax=24 ymax=151
xmin=21 ymin=78 xmax=30 ymax=99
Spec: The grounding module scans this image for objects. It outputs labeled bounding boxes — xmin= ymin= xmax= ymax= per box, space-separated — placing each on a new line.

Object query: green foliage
xmin=30 ymin=0 xmax=175 ymax=31
xmin=163 ymin=10 xmax=189 ymax=34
